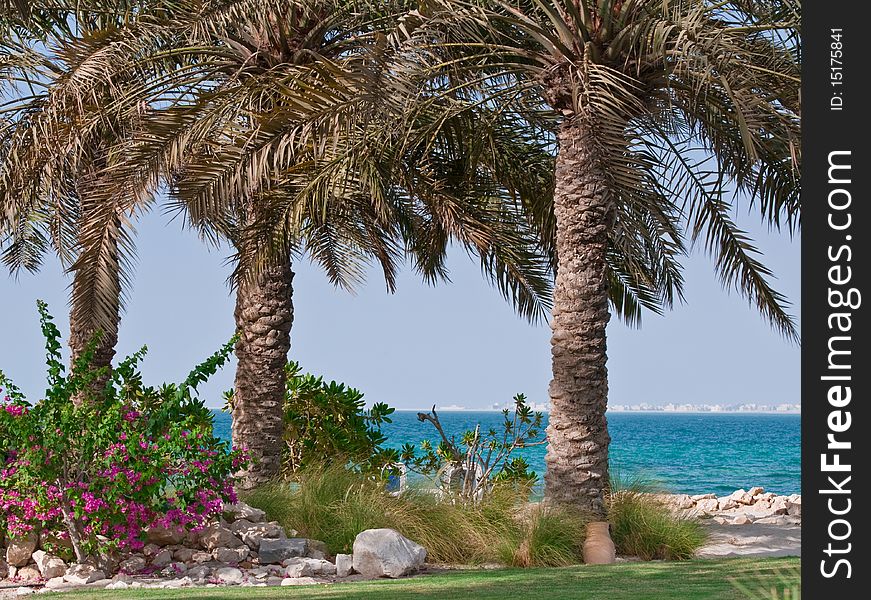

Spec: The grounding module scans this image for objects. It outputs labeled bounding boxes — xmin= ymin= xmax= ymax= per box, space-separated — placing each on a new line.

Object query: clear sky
xmin=0 ymin=204 xmax=799 ymax=410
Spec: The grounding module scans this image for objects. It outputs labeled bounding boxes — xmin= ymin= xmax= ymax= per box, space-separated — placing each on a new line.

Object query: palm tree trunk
xmin=231 ymin=258 xmax=294 ymax=490
xmin=543 ymin=119 xmax=615 ymax=518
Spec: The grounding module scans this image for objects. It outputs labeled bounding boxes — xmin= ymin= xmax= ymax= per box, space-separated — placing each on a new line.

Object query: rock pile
xmin=0 ymin=503 xmax=427 ymax=595
xmin=656 ymin=488 xmax=801 ymax=526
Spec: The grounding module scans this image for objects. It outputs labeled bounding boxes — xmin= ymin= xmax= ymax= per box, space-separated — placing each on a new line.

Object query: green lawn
xmin=63 ymin=557 xmax=800 ymax=600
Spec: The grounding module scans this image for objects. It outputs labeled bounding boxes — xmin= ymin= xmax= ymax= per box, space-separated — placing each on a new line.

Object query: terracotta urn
xmin=583 ymin=521 xmax=616 ymax=564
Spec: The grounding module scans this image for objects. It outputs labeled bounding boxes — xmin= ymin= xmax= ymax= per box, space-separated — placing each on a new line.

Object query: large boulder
xmin=32 ymin=550 xmax=67 ymax=579
xmin=259 ymin=538 xmax=307 ymax=564
xmin=146 ymin=526 xmax=185 ymax=546
xmin=223 ymin=502 xmax=266 ymax=524
xmin=5 ymin=532 xmax=38 ymax=567
xmin=352 ymin=528 xmax=426 ymax=579
xmin=198 ymin=524 xmax=245 ymax=550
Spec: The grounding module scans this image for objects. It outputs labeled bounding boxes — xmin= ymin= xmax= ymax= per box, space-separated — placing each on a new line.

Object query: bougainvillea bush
xmin=0 ymin=301 xmax=245 ymax=564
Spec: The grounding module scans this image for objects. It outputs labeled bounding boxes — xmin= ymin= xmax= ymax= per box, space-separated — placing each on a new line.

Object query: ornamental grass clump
xmin=0 ymin=301 xmax=244 ymax=563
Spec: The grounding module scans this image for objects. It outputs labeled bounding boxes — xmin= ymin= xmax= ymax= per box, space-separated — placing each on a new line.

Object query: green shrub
xmin=243 ymin=463 xmax=586 ymax=566
xmin=608 ymin=489 xmax=706 ymax=560
xmin=227 ymin=362 xmax=396 ymax=477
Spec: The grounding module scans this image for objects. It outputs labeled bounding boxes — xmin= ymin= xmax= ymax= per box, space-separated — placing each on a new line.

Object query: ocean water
xmin=211 ymin=411 xmax=800 ymax=496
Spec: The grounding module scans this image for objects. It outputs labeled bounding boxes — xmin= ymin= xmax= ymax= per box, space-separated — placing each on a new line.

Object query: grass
xmin=242 ymin=464 xmax=588 ymax=566
xmin=244 ymin=464 xmax=706 ymax=566
xmin=609 ymin=489 xmax=707 ymax=560
xmin=57 ymin=558 xmax=800 ymax=600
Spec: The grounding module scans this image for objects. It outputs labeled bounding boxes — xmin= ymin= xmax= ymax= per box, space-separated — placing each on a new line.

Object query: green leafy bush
xmin=280 ymin=361 xmax=396 ymax=475
xmin=0 ymin=301 xmax=243 ymax=563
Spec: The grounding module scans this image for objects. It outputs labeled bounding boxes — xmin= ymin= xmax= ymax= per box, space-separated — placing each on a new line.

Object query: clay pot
xmin=583 ymin=521 xmax=616 ymax=564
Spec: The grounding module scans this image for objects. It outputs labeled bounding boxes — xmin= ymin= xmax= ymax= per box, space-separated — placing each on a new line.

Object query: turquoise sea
xmin=212 ymin=411 xmax=800 ymax=496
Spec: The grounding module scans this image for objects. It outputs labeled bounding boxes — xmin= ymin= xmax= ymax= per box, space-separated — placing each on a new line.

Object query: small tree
xmin=401 ymin=394 xmax=545 ymax=503
xmin=0 ymin=301 xmax=244 ymax=563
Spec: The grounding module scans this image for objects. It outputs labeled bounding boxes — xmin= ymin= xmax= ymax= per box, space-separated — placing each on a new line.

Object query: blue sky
xmin=0 ymin=205 xmax=799 ymax=410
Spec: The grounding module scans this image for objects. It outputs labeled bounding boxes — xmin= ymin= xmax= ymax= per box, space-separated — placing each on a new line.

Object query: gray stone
xmin=284 ymin=559 xmax=314 ymax=578
xmin=63 ymin=563 xmax=105 ymax=585
xmin=786 ymin=499 xmax=802 ymax=517
xmin=119 ymin=555 xmax=146 ymax=573
xmin=259 ymin=538 xmax=307 ymax=564
xmin=215 ymin=566 xmax=245 ymax=584
xmin=5 ymin=532 xmax=38 ymax=567
xmin=199 ymin=524 xmax=245 ymax=550
xmin=352 ymin=528 xmax=426 ymax=578
xmin=214 ymin=546 xmax=249 ymax=564
xmin=223 ymin=502 xmax=266 ymax=523
xmin=335 ymin=553 xmax=353 ymax=577
xmin=151 ymin=549 xmax=174 ymax=567
xmin=142 ymin=543 xmax=162 ymax=557
xmin=0 ymin=558 xmax=8 ymax=579
xmin=318 ymin=560 xmax=336 ymax=576
xmin=32 ymin=550 xmax=66 ymax=579
xmin=186 ymin=565 xmax=212 ymax=580
xmin=191 ymin=550 xmax=213 ymax=563
xmin=231 ymin=520 xmax=286 ymax=549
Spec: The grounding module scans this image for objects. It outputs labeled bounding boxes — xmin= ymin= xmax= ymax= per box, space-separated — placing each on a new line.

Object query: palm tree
xmin=18 ymin=0 xmax=559 ymax=488
xmin=402 ymin=0 xmax=800 ymax=518
xmin=0 ymin=1 xmax=170 ymax=388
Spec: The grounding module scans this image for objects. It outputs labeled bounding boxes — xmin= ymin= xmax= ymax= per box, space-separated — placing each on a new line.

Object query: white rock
xmin=729 ymin=489 xmax=754 ymax=505
xmin=335 ymin=553 xmax=353 ymax=577
xmin=352 ymin=528 xmax=426 ymax=579
xmin=32 ymin=550 xmax=67 ymax=579
xmin=770 ymin=496 xmax=790 ymax=515
xmin=318 ymin=560 xmax=336 ymax=576
xmin=732 ymin=515 xmax=753 ymax=525
xmin=5 ymin=532 xmax=38 ymax=567
xmin=695 ymin=498 xmax=719 ymax=513
xmin=754 ymin=515 xmax=790 ymax=525
xmin=748 ymin=486 xmax=765 ymax=497
xmin=284 ymin=559 xmax=314 ymax=578
xmin=43 ymin=577 xmax=67 ymax=590
xmin=215 ymin=566 xmax=245 ymax=585
xmin=14 ymin=587 xmax=34 ymax=596
xmin=717 ymin=497 xmax=737 ymax=511
xmin=712 ymin=516 xmax=729 ymax=525
xmin=691 ymin=493 xmax=716 ymax=501
xmin=786 ymin=500 xmax=801 ymax=517
xmin=63 ymin=564 xmax=105 ymax=585
xmin=280 ymin=576 xmax=319 ymax=586
xmin=106 ymin=580 xmax=130 ymax=590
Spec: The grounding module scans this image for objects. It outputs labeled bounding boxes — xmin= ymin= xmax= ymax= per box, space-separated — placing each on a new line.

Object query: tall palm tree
xmin=21 ymin=0 xmax=560 ymax=487
xmin=0 ymin=1 xmax=173 ymax=388
xmin=402 ymin=0 xmax=800 ymax=518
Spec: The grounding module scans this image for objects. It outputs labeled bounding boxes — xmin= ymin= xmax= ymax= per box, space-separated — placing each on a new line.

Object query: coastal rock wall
xmin=655 ymin=488 xmax=801 ymax=526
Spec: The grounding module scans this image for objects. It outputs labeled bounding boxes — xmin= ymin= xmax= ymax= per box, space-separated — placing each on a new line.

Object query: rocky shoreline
xmin=655 ymin=487 xmax=801 ymax=526
xmin=1 ymin=489 xmax=800 ymax=597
